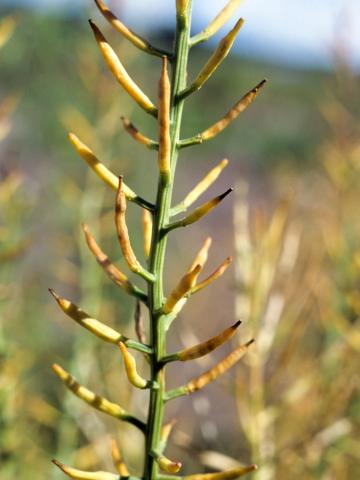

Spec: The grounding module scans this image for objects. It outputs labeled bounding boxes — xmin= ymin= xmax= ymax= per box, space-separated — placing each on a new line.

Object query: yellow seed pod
xmin=52 ymin=459 xmax=119 ymax=480
xmin=52 ymin=364 xmax=126 ymax=418
xmin=192 ymin=256 xmax=232 ymax=294
xmin=185 ymin=465 xmax=258 ymax=480
xmin=188 ymin=237 xmax=212 ymax=274
xmin=111 ymin=438 xmax=129 ymax=476
xmin=158 ymin=455 xmax=182 ymax=474
xmin=118 ymin=342 xmax=149 ymax=389
xmin=191 ymin=0 xmax=244 ymax=45
xmin=121 ymin=116 xmax=154 ymax=149
xmin=163 ymin=264 xmax=202 ymax=314
xmin=184 ymin=159 xmax=229 ymax=208
xmin=185 ymin=339 xmax=254 ymax=393
xmin=158 ymin=56 xmax=171 ymax=174
xmin=142 ymin=208 xmax=153 ymax=258
xmin=176 ymin=0 xmax=189 ymax=16
xmin=94 ymin=0 xmax=158 ymax=55
xmin=0 ymin=15 xmax=16 ymax=50
xmin=191 ymin=19 xmax=244 ymax=92
xmin=89 ymin=20 xmax=157 ymax=116
xmin=200 ymin=79 xmax=267 ymax=141
xmin=115 ymin=177 xmax=142 ymax=273
xmin=68 ymin=132 xmax=135 ymax=199
xmin=82 ymin=223 xmax=131 ymax=291
xmin=49 ymin=289 xmax=123 ymax=344
xmin=181 ymin=189 xmax=233 ymax=227
xmin=178 ymin=321 xmax=241 ymax=361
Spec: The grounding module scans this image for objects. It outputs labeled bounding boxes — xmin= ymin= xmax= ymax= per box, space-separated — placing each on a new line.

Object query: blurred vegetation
xmin=0 ymin=4 xmax=359 ymax=480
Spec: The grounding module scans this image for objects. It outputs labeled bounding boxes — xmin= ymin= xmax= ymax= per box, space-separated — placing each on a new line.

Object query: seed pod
xmin=115 ymin=176 xmax=142 ymax=274
xmin=94 ymin=0 xmax=165 ymax=57
xmin=192 ymin=257 xmax=232 ymax=294
xmin=142 ymin=208 xmax=152 ymax=258
xmin=68 ymin=132 xmax=135 ymax=198
xmin=200 ymin=80 xmax=267 ymax=141
xmin=49 ymin=289 xmax=123 ymax=344
xmin=188 ymin=237 xmax=212 ymax=274
xmin=185 ymin=339 xmax=254 ymax=394
xmin=185 ymin=465 xmax=258 ymax=480
xmin=163 ymin=264 xmax=202 ymax=314
xmin=178 ymin=321 xmax=241 ymax=361
xmin=157 ymin=455 xmax=182 ymax=474
xmin=174 ymin=189 xmax=233 ymax=230
xmin=89 ymin=20 xmax=157 ymax=116
xmin=176 ymin=0 xmax=189 ymax=17
xmin=52 ymin=363 xmax=127 ymax=418
xmin=184 ymin=159 xmax=229 ymax=208
xmin=111 ymin=438 xmax=129 ymax=476
xmin=160 ymin=418 xmax=177 ymax=443
xmin=158 ymin=56 xmax=171 ymax=174
xmin=118 ymin=342 xmax=150 ymax=389
xmin=52 ymin=459 xmax=119 ymax=480
xmin=82 ymin=223 xmax=132 ymax=292
xmin=187 ymin=19 xmax=244 ymax=95
xmin=191 ymin=0 xmax=244 ymax=45
xmin=121 ymin=116 xmax=155 ymax=149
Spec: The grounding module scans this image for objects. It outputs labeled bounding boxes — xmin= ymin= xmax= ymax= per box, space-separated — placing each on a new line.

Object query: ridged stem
xmin=144 ymin=3 xmax=193 ymax=479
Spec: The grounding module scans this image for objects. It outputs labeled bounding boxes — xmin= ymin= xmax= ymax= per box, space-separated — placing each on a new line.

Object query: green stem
xmin=143 ymin=3 xmax=193 ymax=480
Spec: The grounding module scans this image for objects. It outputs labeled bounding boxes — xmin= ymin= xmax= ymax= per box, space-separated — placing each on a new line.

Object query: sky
xmin=4 ymin=0 xmax=360 ymax=70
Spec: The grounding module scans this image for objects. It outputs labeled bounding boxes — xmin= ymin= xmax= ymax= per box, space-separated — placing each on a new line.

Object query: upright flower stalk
xmin=51 ymin=1 xmax=266 ymax=479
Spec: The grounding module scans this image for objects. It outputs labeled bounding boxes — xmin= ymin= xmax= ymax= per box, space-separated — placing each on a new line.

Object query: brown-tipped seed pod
xmin=183 ymin=159 xmax=229 ymax=208
xmin=186 ymin=19 xmax=244 ymax=96
xmin=163 ymin=264 xmax=202 ymax=314
xmin=185 ymin=465 xmax=258 ymax=480
xmin=82 ymin=223 xmax=128 ymax=287
xmin=192 ymin=256 xmax=232 ymax=294
xmin=191 ymin=0 xmax=244 ymax=46
xmin=121 ymin=116 xmax=155 ymax=149
xmin=68 ymin=132 xmax=136 ymax=196
xmin=142 ymin=208 xmax=153 ymax=258
xmin=118 ymin=342 xmax=150 ymax=389
xmin=169 ymin=189 xmax=233 ymax=231
xmin=111 ymin=438 xmax=129 ymax=476
xmin=157 ymin=455 xmax=182 ymax=474
xmin=158 ymin=56 xmax=171 ymax=174
xmin=188 ymin=237 xmax=212 ymax=274
xmin=185 ymin=339 xmax=254 ymax=394
xmin=94 ymin=0 xmax=166 ymax=57
xmin=52 ymin=459 xmax=119 ymax=480
xmin=177 ymin=321 xmax=241 ymax=361
xmin=49 ymin=289 xmax=123 ymax=344
xmin=89 ymin=20 xmax=157 ymax=116
xmin=52 ymin=363 xmax=127 ymax=418
xmin=115 ymin=177 xmax=142 ymax=274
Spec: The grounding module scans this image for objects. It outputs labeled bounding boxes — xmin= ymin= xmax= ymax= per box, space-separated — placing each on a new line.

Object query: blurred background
xmin=0 ymin=1 xmax=359 ymax=479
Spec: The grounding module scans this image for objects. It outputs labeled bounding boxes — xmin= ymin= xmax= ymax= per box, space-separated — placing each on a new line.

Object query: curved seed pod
xmin=188 ymin=237 xmax=212 ymax=274
xmin=121 ymin=116 xmax=156 ymax=149
xmin=192 ymin=257 xmax=232 ymax=294
xmin=142 ymin=208 xmax=153 ymax=258
xmin=94 ymin=0 xmax=167 ymax=58
xmin=185 ymin=339 xmax=254 ymax=394
xmin=118 ymin=342 xmax=150 ymax=389
xmin=158 ymin=56 xmax=171 ymax=174
xmin=183 ymin=159 xmax=229 ymax=208
xmin=163 ymin=264 xmax=202 ymax=314
xmin=52 ymin=459 xmax=119 ymax=480
xmin=68 ymin=132 xmax=135 ymax=198
xmin=168 ymin=189 xmax=233 ymax=231
xmin=157 ymin=454 xmax=182 ymax=474
xmin=177 ymin=321 xmax=241 ymax=361
xmin=111 ymin=438 xmax=129 ymax=476
xmin=49 ymin=289 xmax=123 ymax=343
xmin=191 ymin=0 xmax=244 ymax=46
xmin=200 ymin=80 xmax=267 ymax=141
xmin=52 ymin=363 xmax=127 ymax=419
xmin=89 ymin=20 xmax=157 ymax=116
xmin=134 ymin=299 xmax=146 ymax=344
xmin=160 ymin=418 xmax=177 ymax=444
xmin=185 ymin=465 xmax=258 ymax=480
xmin=185 ymin=19 xmax=244 ymax=96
